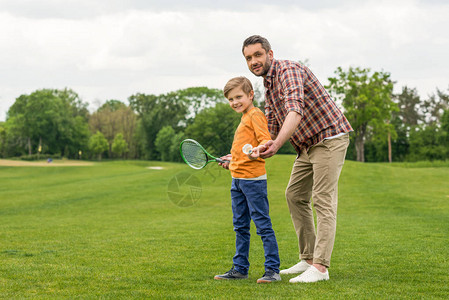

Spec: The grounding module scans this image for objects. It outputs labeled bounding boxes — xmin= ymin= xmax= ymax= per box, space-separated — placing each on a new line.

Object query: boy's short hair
xmin=223 ymin=76 xmax=254 ymax=99
xmin=242 ymin=35 xmax=271 ymax=54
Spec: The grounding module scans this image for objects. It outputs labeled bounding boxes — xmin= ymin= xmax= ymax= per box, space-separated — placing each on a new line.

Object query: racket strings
xmin=181 ymin=141 xmax=208 ymax=169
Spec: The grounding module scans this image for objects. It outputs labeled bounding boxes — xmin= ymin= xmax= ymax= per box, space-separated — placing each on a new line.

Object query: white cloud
xmin=1 ymin=0 xmax=448 ymax=121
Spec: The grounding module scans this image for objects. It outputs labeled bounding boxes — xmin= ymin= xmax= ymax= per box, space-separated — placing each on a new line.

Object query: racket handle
xmin=215 ymin=158 xmax=229 ymax=164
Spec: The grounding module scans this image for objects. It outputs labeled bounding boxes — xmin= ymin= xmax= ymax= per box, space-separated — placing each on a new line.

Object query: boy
xmin=214 ymin=76 xmax=281 ymax=283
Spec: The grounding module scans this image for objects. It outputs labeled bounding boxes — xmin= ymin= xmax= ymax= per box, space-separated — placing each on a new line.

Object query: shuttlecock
xmin=242 ymin=144 xmax=253 ymax=155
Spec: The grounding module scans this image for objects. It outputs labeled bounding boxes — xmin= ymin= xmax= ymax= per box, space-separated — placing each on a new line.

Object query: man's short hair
xmin=223 ymin=76 xmax=254 ymax=99
xmin=242 ymin=35 xmax=271 ymax=54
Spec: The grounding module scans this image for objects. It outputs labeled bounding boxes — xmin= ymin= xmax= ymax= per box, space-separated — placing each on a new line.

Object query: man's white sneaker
xmin=289 ymin=266 xmax=329 ymax=283
xmin=279 ymin=260 xmax=311 ymax=275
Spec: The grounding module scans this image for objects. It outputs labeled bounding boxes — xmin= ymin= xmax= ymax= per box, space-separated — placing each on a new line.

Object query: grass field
xmin=1 ymin=157 xmax=448 ymax=299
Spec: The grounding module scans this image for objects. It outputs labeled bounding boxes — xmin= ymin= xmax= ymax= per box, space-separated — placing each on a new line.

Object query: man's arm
xmin=260 ymin=111 xmax=301 ymax=158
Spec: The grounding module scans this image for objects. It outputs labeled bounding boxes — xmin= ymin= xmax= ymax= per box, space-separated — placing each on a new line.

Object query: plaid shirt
xmin=264 ymin=59 xmax=353 ymax=154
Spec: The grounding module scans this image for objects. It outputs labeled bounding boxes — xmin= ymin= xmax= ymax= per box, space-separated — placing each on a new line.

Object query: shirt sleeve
xmin=252 ymin=110 xmax=272 ymax=145
xmin=280 ymin=65 xmax=304 ymax=117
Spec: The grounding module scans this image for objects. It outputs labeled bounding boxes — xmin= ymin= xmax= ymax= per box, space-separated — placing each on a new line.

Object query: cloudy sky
xmin=1 ymin=0 xmax=448 ymax=121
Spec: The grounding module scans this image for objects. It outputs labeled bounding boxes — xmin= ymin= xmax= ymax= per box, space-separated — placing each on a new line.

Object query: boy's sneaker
xmin=289 ymin=266 xmax=329 ymax=283
xmin=280 ymin=260 xmax=311 ymax=274
xmin=256 ymin=269 xmax=281 ymax=283
xmin=214 ymin=267 xmax=248 ymax=280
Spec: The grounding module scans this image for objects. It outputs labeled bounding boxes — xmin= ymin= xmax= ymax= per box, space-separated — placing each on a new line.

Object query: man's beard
xmin=252 ymin=58 xmax=271 ymax=77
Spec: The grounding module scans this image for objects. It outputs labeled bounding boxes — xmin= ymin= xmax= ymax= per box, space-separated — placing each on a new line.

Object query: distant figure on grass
xmin=222 ymin=35 xmax=353 ymax=283
xmin=214 ymin=76 xmax=281 ymax=283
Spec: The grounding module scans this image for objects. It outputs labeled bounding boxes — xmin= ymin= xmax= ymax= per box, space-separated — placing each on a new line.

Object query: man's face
xmin=243 ymin=43 xmax=273 ymax=77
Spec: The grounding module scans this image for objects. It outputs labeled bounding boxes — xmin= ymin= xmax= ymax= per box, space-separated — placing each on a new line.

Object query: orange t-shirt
xmin=230 ymin=107 xmax=272 ymax=178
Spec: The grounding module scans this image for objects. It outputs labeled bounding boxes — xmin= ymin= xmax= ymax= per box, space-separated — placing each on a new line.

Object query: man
xmin=241 ymin=35 xmax=353 ymax=283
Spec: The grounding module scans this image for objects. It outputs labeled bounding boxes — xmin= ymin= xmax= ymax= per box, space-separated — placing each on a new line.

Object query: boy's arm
xmin=248 ymin=111 xmax=272 ymax=159
xmin=252 ymin=112 xmax=272 ymax=147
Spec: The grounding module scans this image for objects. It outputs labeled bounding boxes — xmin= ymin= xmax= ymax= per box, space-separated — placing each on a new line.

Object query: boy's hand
xmin=248 ymin=144 xmax=266 ymax=159
xmin=218 ymin=154 xmax=232 ymax=169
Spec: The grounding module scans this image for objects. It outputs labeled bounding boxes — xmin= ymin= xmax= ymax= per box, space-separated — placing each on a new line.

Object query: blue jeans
xmin=231 ymin=179 xmax=280 ymax=274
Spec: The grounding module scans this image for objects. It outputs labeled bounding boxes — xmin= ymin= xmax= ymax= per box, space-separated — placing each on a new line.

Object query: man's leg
xmin=285 ymin=150 xmax=315 ymax=262
xmin=308 ymin=134 xmax=349 ymax=268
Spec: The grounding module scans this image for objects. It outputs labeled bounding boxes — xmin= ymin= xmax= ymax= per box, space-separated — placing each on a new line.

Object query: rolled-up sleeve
xmin=281 ymin=66 xmax=304 ymax=117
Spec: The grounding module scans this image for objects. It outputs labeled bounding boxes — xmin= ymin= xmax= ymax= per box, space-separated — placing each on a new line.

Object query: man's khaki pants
xmin=285 ymin=134 xmax=349 ymax=268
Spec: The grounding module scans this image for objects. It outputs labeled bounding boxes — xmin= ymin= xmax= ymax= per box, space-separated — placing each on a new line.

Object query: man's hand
xmin=260 ymin=111 xmax=301 ymax=159
xmin=260 ymin=140 xmax=281 ymax=159
xmin=218 ymin=154 xmax=232 ymax=169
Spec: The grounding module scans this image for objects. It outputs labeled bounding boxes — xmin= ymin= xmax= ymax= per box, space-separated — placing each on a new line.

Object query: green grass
xmin=1 ymin=157 xmax=448 ymax=299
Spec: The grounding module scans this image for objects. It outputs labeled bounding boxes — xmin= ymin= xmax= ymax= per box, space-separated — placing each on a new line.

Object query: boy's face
xmin=243 ymin=43 xmax=273 ymax=78
xmin=227 ymin=87 xmax=254 ymax=114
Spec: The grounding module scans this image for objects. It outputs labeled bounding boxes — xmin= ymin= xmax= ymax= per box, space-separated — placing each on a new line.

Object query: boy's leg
xmin=308 ymin=134 xmax=349 ymax=267
xmin=285 ymin=151 xmax=315 ymax=262
xmin=240 ymin=180 xmax=280 ymax=273
xmin=231 ymin=179 xmax=251 ymax=275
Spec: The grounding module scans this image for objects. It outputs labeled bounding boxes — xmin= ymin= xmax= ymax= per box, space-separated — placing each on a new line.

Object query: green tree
xmin=89 ymin=131 xmax=109 ymax=160
xmin=6 ymin=93 xmax=47 ymax=155
xmin=439 ymin=109 xmax=449 ymax=154
xmin=422 ymin=87 xmax=449 ymax=125
xmin=169 ymin=131 xmax=185 ymax=162
xmin=174 ymin=87 xmax=225 ymax=123
xmin=111 ymin=133 xmax=129 ymax=158
xmin=408 ymin=125 xmax=448 ymax=161
xmin=89 ymin=100 xmax=137 ymax=158
xmin=253 ymin=82 xmax=264 ymax=106
xmin=5 ymin=89 xmax=90 ymax=158
xmin=2 ymin=118 xmax=27 ymax=157
xmin=441 ymin=109 xmax=449 ymax=136
xmin=185 ymin=103 xmax=240 ymax=156
xmin=54 ymin=88 xmax=89 ymax=120
xmin=155 ymin=126 xmax=176 ymax=162
xmin=98 ymin=100 xmax=127 ymax=112
xmin=129 ymin=87 xmax=225 ymax=160
xmin=384 ymin=86 xmax=424 ymax=162
xmin=327 ymin=67 xmax=396 ymax=162
xmin=69 ymin=116 xmax=90 ymax=159
xmin=129 ymin=93 xmax=186 ymax=160
xmin=389 ymin=113 xmax=410 ymax=162
xmin=394 ymin=86 xmax=423 ymax=126
xmin=0 ymin=122 xmax=6 ymax=158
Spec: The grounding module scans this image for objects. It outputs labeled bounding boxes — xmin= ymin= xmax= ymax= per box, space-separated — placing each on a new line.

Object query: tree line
xmin=0 ymin=66 xmax=448 ymax=163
